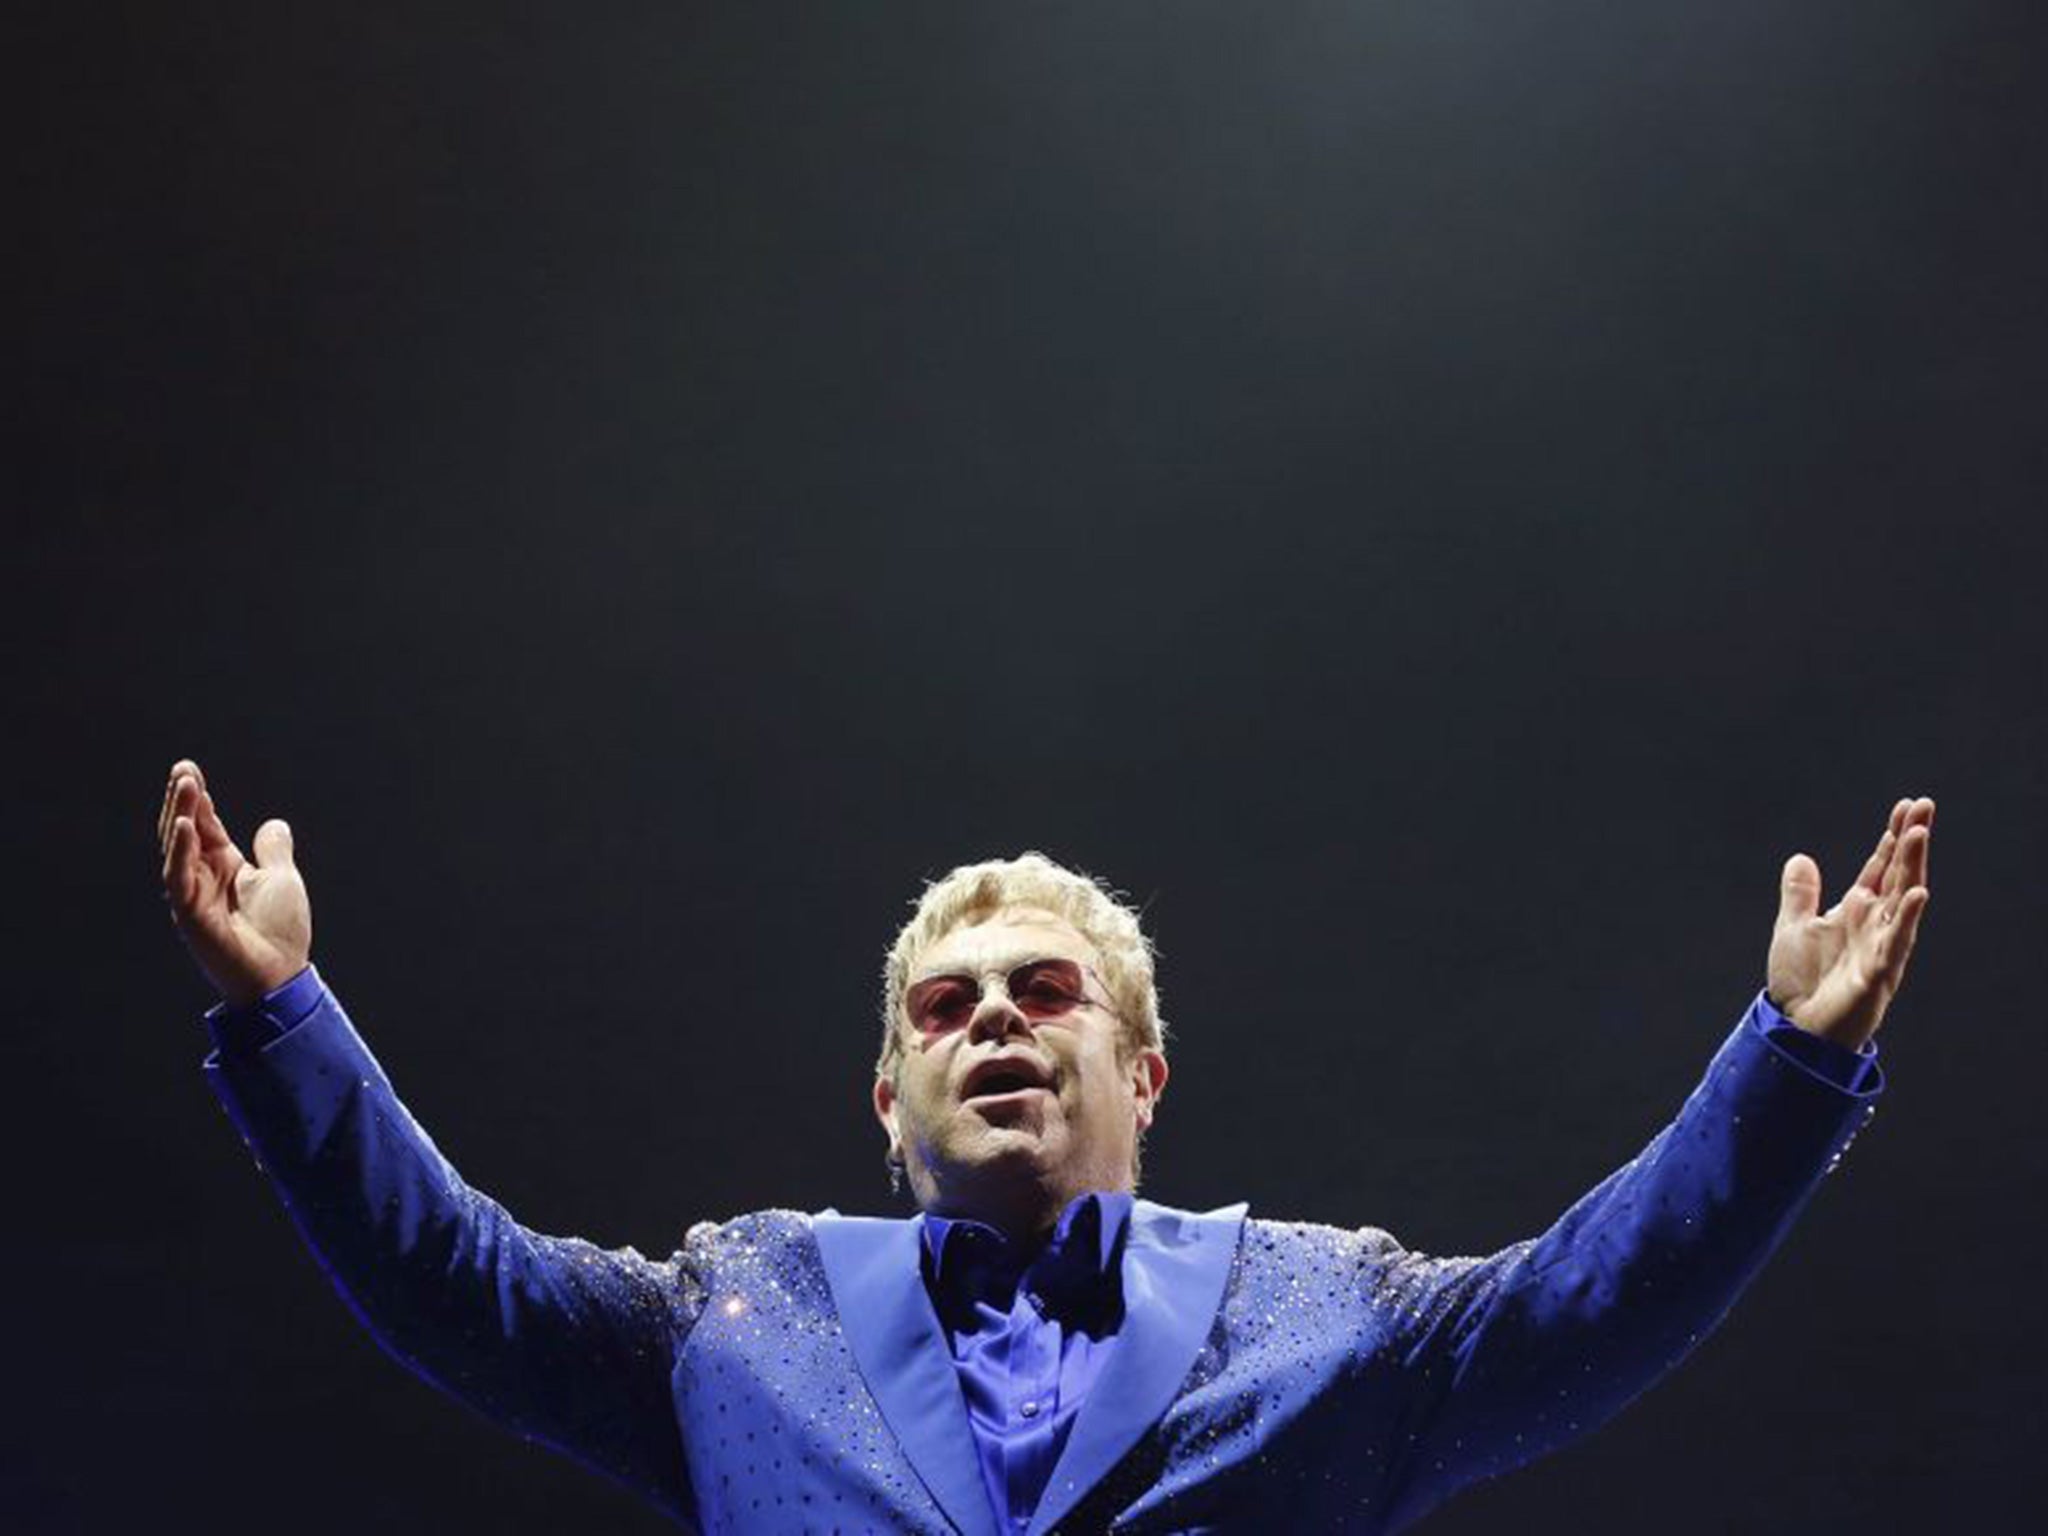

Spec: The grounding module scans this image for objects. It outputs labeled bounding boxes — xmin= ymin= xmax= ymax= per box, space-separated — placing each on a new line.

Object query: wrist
xmin=217 ymin=958 xmax=310 ymax=1011
xmin=1772 ymin=994 xmax=1876 ymax=1053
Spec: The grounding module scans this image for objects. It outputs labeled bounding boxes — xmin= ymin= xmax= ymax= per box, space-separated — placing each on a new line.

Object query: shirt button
xmin=1020 ymin=1400 xmax=1040 ymax=1419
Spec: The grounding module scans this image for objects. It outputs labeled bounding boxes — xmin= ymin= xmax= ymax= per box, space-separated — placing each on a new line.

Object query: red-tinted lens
xmin=1008 ymin=959 xmax=1088 ymax=1018
xmin=906 ymin=976 xmax=976 ymax=1034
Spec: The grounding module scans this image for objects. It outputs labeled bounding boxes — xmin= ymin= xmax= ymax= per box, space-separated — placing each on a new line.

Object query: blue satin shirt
xmin=921 ymin=1191 xmax=1136 ymax=1530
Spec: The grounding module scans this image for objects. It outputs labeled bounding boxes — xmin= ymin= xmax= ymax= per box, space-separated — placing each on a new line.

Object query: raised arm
xmin=1378 ymin=798 xmax=1933 ymax=1529
xmin=160 ymin=761 xmax=700 ymax=1522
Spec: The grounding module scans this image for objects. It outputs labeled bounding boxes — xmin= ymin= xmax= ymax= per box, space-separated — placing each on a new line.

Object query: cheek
xmin=1069 ymin=1046 xmax=1130 ymax=1114
xmin=915 ymin=1056 xmax=977 ymax=1126
xmin=909 ymin=1071 xmax=952 ymax=1121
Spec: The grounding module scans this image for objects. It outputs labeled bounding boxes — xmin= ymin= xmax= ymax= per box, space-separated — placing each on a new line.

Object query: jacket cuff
xmin=1744 ymin=989 xmax=1883 ymax=1098
xmin=202 ymin=964 xmax=325 ymax=1058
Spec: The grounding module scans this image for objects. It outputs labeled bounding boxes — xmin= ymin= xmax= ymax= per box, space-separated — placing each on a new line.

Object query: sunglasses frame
xmin=903 ymin=956 xmax=1122 ymax=1037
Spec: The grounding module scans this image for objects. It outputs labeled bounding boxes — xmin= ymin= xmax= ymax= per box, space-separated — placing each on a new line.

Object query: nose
xmin=967 ymin=981 xmax=1034 ymax=1046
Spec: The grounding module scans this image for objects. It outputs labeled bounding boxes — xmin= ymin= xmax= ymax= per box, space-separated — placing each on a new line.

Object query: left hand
xmin=1767 ymin=797 xmax=1935 ymax=1051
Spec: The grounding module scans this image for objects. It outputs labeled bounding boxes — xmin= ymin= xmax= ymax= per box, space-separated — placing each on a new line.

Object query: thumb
xmin=1777 ymin=852 xmax=1821 ymax=927
xmin=252 ymin=818 xmax=296 ymax=870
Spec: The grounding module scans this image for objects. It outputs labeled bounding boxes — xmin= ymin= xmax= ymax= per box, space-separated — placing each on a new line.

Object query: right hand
xmin=159 ymin=759 xmax=312 ymax=1007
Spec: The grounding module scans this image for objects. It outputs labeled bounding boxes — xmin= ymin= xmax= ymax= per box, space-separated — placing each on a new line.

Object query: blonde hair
xmin=876 ymin=851 xmax=1166 ymax=1080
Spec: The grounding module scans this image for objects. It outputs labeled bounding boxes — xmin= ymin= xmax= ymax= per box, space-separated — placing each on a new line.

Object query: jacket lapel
xmin=1026 ymin=1199 xmax=1248 ymax=1536
xmin=812 ymin=1211 xmax=1002 ymax=1536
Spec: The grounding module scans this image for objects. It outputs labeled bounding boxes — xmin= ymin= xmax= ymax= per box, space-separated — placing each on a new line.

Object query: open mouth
xmin=965 ymin=1071 xmax=1045 ymax=1100
xmin=961 ymin=1058 xmax=1054 ymax=1102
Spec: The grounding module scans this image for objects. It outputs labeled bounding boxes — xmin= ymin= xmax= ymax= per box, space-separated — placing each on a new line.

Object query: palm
xmin=1766 ymin=797 xmax=1934 ymax=1051
xmin=220 ymin=853 xmax=310 ymax=971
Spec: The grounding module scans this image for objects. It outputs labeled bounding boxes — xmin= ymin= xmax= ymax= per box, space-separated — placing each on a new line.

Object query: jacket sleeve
xmin=200 ymin=965 xmax=702 ymax=1526
xmin=1374 ymin=991 xmax=1884 ymax=1531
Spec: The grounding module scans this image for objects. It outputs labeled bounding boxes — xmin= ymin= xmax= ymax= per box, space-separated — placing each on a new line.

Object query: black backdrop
xmin=14 ymin=3 xmax=2046 ymax=1531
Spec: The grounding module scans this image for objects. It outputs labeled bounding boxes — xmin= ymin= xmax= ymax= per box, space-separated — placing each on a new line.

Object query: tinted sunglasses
xmin=903 ymin=957 xmax=1114 ymax=1036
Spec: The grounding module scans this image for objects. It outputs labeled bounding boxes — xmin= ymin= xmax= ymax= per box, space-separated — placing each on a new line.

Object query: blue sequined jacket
xmin=202 ymin=968 xmax=1882 ymax=1534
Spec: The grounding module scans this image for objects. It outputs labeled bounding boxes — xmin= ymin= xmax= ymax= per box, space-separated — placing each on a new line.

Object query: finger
xmin=1888 ymin=798 xmax=1911 ymax=838
xmin=1879 ymin=825 xmax=1910 ymax=901
xmin=158 ymin=761 xmax=200 ymax=855
xmin=1884 ymin=816 xmax=1931 ymax=899
xmin=157 ymin=773 xmax=181 ymax=857
xmin=1880 ymin=885 xmax=1931 ymax=977
xmin=252 ymin=818 xmax=296 ymax=870
xmin=1911 ymin=795 xmax=1936 ymax=841
xmin=161 ymin=811 xmax=181 ymax=895
xmin=157 ymin=768 xmax=176 ymax=852
xmin=164 ymin=816 xmax=214 ymax=916
xmin=1899 ymin=795 xmax=1935 ymax=840
xmin=194 ymin=786 xmax=247 ymax=867
xmin=1877 ymin=796 xmax=1935 ymax=903
xmin=1886 ymin=825 xmax=1932 ymax=916
xmin=1778 ymin=853 xmax=1822 ymax=927
xmin=1854 ymin=829 xmax=1896 ymax=897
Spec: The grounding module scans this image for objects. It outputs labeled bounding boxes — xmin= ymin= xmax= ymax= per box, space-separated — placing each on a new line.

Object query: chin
xmin=966 ymin=1122 xmax=1054 ymax=1159
xmin=951 ymin=1125 xmax=1061 ymax=1179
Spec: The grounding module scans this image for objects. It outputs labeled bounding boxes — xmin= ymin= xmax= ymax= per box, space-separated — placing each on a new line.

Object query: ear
xmin=1129 ymin=1049 xmax=1169 ymax=1133
xmin=873 ymin=1073 xmax=900 ymax=1154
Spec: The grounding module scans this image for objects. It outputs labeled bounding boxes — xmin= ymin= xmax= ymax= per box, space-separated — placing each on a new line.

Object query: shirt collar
xmin=919 ymin=1190 xmax=1133 ymax=1331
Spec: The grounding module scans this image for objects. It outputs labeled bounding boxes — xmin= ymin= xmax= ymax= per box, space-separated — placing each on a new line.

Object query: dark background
xmin=13 ymin=3 xmax=2046 ymax=1530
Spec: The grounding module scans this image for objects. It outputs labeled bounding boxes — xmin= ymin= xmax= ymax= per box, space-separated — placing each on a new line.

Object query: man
xmin=159 ymin=759 xmax=1933 ymax=1533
